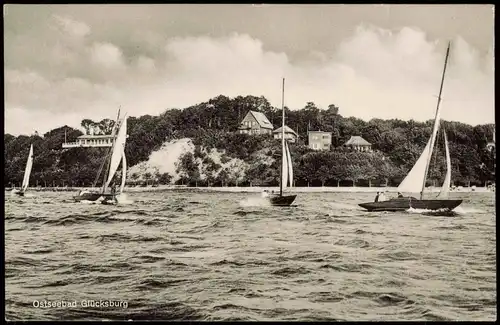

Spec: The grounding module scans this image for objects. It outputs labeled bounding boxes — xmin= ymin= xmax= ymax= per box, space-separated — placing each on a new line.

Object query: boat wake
xmin=239 ymin=196 xmax=271 ymax=207
xmin=452 ymin=206 xmax=485 ymax=215
xmin=9 ymin=190 xmax=35 ymax=198
xmin=116 ymin=193 xmax=134 ymax=205
xmin=78 ymin=194 xmax=134 ymax=205
xmin=328 ymin=202 xmax=361 ymax=210
xmin=79 ymin=197 xmax=105 ymax=204
xmin=406 ymin=207 xmax=459 ymax=216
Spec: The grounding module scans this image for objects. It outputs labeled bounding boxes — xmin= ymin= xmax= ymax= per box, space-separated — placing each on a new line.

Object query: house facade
xmin=344 ymin=135 xmax=372 ymax=152
xmin=273 ymin=125 xmax=298 ymax=143
xmin=62 ymin=135 xmax=116 ymax=148
xmin=308 ymin=131 xmax=332 ymax=150
xmin=237 ymin=110 xmax=273 ymax=135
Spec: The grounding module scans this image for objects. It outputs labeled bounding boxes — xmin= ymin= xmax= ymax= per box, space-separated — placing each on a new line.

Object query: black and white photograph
xmin=4 ymin=4 xmax=495 ymax=321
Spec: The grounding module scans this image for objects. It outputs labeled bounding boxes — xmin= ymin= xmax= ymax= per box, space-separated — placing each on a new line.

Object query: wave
xmin=5 ymin=191 xmax=495 ymax=321
xmin=405 ymin=207 xmax=461 ymax=216
xmin=238 ymin=196 xmax=272 ymax=207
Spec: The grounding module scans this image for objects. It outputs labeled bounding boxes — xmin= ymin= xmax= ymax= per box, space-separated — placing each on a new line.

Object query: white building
xmin=62 ymin=135 xmax=116 ymax=148
xmin=273 ymin=125 xmax=298 ymax=143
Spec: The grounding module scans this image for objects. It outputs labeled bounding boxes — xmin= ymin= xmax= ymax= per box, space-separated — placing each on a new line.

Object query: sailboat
xmin=266 ymin=78 xmax=297 ymax=207
xmin=13 ymin=144 xmax=34 ymax=197
xmin=359 ymin=41 xmax=462 ymax=212
xmin=73 ymin=109 xmax=128 ymax=204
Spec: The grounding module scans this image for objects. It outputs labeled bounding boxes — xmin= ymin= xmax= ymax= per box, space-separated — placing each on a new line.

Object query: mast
xmin=420 ymin=41 xmax=451 ymax=200
xmin=280 ymin=78 xmax=285 ymax=196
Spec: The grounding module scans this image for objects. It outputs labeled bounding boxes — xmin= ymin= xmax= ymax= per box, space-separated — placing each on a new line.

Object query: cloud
xmin=4 ymin=23 xmax=494 ymax=136
xmin=90 ymin=42 xmax=126 ymax=70
xmin=136 ymin=56 xmax=156 ymax=71
xmin=53 ymin=14 xmax=91 ymax=38
xmin=5 ymin=106 xmax=87 ymax=136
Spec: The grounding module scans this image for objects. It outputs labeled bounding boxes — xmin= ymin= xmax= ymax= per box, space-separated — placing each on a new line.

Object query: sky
xmin=4 ymin=4 xmax=495 ymax=136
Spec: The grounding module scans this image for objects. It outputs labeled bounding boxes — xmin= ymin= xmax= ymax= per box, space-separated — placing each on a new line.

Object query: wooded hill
xmin=4 ymin=95 xmax=495 ymax=188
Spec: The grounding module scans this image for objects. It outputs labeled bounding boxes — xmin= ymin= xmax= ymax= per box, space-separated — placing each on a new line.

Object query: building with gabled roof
xmin=273 ymin=125 xmax=298 ymax=143
xmin=237 ymin=110 xmax=273 ymax=135
xmin=344 ymin=135 xmax=372 ymax=152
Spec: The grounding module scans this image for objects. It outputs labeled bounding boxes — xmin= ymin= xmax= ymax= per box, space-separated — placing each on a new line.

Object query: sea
xmin=4 ymin=190 xmax=496 ymax=321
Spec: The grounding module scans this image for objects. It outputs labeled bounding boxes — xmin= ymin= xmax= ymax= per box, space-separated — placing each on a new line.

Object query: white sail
xmin=120 ymin=148 xmax=127 ymax=194
xmin=399 ymin=43 xmax=450 ymax=197
xmin=21 ymin=144 xmax=34 ymax=192
xmin=285 ymin=141 xmax=293 ymax=187
xmin=437 ymin=131 xmax=451 ymax=198
xmin=281 ymin=138 xmax=289 ymax=190
xmin=105 ymin=115 xmax=128 ymax=188
xmin=397 ymin=138 xmax=432 ymax=194
xmin=421 ymin=108 xmax=442 ymax=193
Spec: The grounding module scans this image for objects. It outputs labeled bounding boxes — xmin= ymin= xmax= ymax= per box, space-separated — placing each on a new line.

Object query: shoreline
xmin=5 ymin=185 xmax=493 ymax=194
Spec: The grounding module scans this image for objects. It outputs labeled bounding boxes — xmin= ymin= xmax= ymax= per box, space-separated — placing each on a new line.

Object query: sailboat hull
xmin=73 ymin=192 xmax=115 ymax=202
xmin=358 ymin=197 xmax=463 ymax=212
xmin=269 ymin=194 xmax=297 ymax=207
xmin=14 ymin=191 xmax=25 ymax=197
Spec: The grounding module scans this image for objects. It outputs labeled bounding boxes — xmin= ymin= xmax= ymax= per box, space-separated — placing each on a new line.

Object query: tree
xmin=345 ymin=164 xmax=364 ymax=187
xmin=3 ymin=95 xmax=494 ymax=190
xmin=143 ymin=172 xmax=152 ymax=186
xmin=98 ymin=118 xmax=115 ymax=135
xmin=246 ymin=163 xmax=268 ymax=186
xmin=217 ymin=168 xmax=230 ymax=187
xmin=327 ymin=104 xmax=339 ymax=115
xmin=176 ymin=152 xmax=201 ymax=186
xmin=299 ymin=153 xmax=318 ymax=187
xmin=130 ymin=172 xmax=140 ymax=185
xmin=81 ymin=119 xmax=95 ymax=135
xmin=316 ymin=165 xmax=331 ymax=187
xmin=158 ymin=172 xmax=173 ymax=185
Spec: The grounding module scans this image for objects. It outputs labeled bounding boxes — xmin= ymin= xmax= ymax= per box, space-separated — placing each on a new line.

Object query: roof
xmin=344 ymin=135 xmax=371 ymax=146
xmin=78 ymin=134 xmax=115 ymax=139
xmin=273 ymin=125 xmax=298 ymax=136
xmin=308 ymin=130 xmax=331 ymax=135
xmin=248 ymin=111 xmax=273 ymax=129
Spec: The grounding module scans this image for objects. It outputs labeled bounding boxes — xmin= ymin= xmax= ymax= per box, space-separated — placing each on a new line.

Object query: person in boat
xmin=111 ymin=182 xmax=116 ymax=196
xmin=110 ymin=182 xmax=118 ymax=203
xmin=378 ymin=191 xmax=387 ymax=202
xmin=397 ymin=192 xmax=404 ymax=198
xmin=78 ymin=189 xmax=90 ymax=196
xmin=374 ymin=191 xmax=380 ymax=202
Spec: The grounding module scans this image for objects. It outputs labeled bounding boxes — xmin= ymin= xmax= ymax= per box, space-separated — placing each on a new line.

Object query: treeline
xmin=4 ymin=95 xmax=496 ymax=188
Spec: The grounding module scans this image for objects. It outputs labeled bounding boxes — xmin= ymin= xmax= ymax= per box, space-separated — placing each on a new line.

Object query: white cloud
xmin=5 ymin=106 xmax=86 ymax=136
xmin=53 ymin=14 xmax=91 ymax=38
xmin=4 ymin=25 xmax=494 ymax=136
xmin=90 ymin=42 xmax=125 ymax=70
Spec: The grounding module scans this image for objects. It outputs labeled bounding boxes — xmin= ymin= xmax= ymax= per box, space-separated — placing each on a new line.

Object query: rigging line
xmin=92 ymin=149 xmax=112 ymax=187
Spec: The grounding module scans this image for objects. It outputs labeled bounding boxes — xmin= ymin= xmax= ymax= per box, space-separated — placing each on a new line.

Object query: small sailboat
xmin=359 ymin=41 xmax=462 ymax=212
xmin=74 ymin=109 xmax=128 ymax=204
xmin=265 ymin=78 xmax=297 ymax=207
xmin=14 ymin=144 xmax=34 ymax=197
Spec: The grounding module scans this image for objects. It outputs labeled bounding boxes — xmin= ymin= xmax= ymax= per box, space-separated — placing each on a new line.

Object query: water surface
xmin=4 ymin=190 xmax=496 ymax=321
